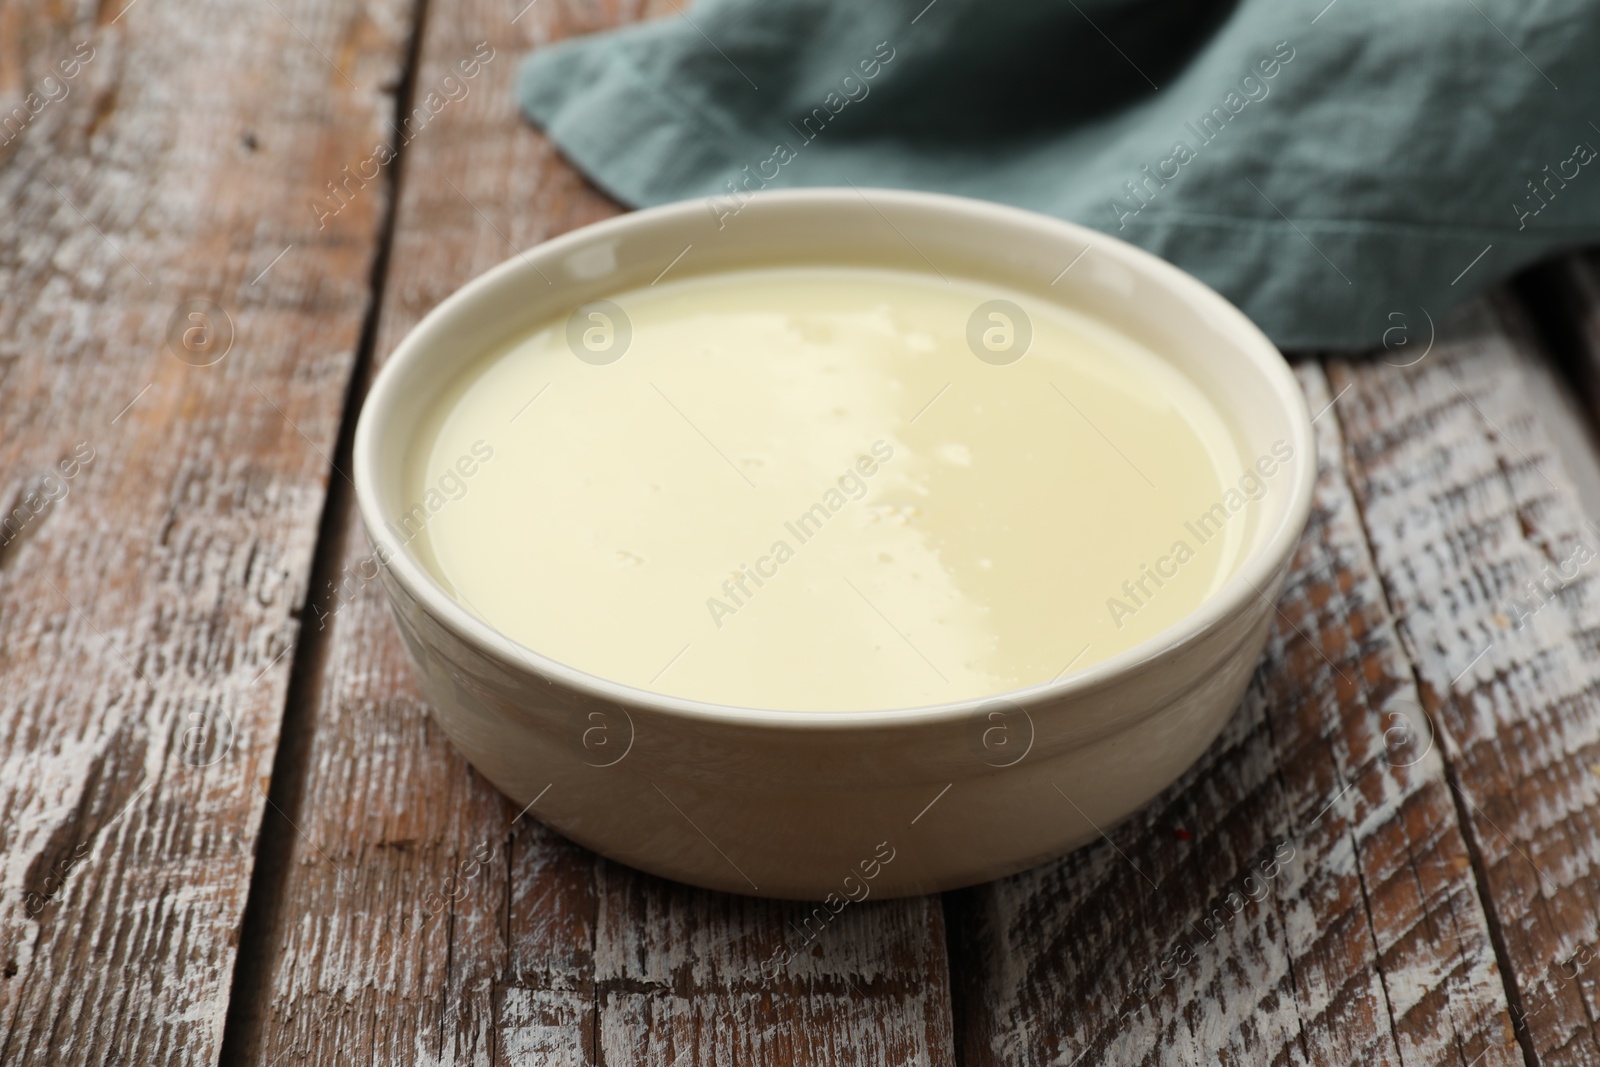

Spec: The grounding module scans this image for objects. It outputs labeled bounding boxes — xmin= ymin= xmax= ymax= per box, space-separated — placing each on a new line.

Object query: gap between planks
xmin=1324 ymin=289 xmax=1600 ymax=1067
xmin=214 ymin=0 xmax=437 ymax=1059
xmin=1320 ymin=304 xmax=1545 ymax=1067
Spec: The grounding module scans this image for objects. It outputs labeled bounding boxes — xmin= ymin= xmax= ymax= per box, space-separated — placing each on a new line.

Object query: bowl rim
xmin=353 ymin=187 xmax=1316 ymax=731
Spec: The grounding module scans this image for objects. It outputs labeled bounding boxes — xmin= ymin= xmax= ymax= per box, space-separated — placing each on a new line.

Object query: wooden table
xmin=5 ymin=1 xmax=1600 ymax=1063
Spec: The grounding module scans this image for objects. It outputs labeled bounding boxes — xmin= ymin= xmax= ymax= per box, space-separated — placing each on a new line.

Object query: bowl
xmin=352 ymin=188 xmax=1315 ymax=900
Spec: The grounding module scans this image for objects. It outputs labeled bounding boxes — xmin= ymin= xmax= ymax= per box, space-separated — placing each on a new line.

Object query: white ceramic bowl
xmin=353 ymin=189 xmax=1315 ymax=900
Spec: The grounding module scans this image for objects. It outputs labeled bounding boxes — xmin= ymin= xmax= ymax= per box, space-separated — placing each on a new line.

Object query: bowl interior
xmin=354 ymin=188 xmax=1314 ymax=721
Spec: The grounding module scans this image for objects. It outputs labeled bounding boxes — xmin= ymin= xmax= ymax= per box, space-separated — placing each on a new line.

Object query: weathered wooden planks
xmin=0 ymin=0 xmax=413 ymax=1064
xmin=1329 ymin=293 xmax=1600 ymax=1066
xmin=228 ymin=2 xmax=958 ymax=1065
xmin=946 ymin=347 xmax=1521 ymax=1067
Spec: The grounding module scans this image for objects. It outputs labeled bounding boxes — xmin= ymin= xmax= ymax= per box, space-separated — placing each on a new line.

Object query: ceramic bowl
xmin=352 ymin=188 xmax=1315 ymax=900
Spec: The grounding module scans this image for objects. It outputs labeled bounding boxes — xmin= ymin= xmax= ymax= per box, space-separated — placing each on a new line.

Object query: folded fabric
xmin=518 ymin=0 xmax=1600 ymax=349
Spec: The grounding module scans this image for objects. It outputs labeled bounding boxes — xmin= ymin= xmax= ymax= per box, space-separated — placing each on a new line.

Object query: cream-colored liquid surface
xmin=402 ymin=266 xmax=1252 ymax=712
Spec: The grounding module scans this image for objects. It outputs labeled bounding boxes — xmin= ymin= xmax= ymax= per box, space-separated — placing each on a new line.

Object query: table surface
xmin=5 ymin=1 xmax=1600 ymax=1065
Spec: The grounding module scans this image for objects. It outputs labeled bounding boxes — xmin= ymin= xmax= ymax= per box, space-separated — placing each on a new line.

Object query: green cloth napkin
xmin=518 ymin=0 xmax=1600 ymax=349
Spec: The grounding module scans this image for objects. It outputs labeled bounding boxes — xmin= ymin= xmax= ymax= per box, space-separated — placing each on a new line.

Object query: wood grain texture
xmin=1330 ymin=296 xmax=1600 ymax=1066
xmin=0 ymin=0 xmax=412 ymax=1063
xmin=945 ymin=351 xmax=1520 ymax=1067
xmin=232 ymin=2 xmax=957 ymax=1065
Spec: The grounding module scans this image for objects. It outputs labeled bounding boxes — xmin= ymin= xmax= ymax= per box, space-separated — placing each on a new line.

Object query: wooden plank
xmin=946 ymin=353 xmax=1519 ymax=1066
xmin=594 ymin=868 xmax=952 ymax=1066
xmin=0 ymin=0 xmax=414 ymax=1064
xmin=231 ymin=2 xmax=957 ymax=1064
xmin=1329 ymin=294 xmax=1600 ymax=1066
